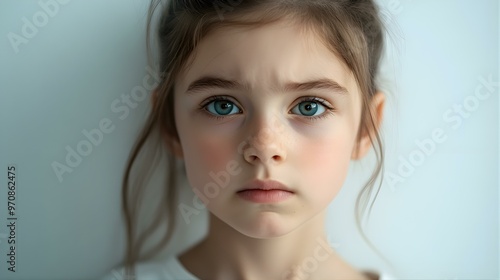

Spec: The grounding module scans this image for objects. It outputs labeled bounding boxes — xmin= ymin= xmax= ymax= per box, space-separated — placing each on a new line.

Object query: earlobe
xmin=351 ymin=136 xmax=371 ymax=160
xmin=151 ymin=88 xmax=184 ymax=159
xmin=351 ymin=91 xmax=385 ymax=160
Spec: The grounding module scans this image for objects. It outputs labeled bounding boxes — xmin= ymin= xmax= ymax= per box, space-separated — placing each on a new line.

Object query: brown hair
xmin=121 ymin=0 xmax=389 ymax=275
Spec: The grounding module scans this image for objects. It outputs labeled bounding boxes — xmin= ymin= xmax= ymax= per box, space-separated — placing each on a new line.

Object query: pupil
xmin=216 ymin=101 xmax=233 ymax=114
xmin=301 ymin=102 xmax=317 ymax=116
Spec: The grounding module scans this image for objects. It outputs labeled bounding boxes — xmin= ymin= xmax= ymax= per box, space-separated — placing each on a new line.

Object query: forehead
xmin=175 ymin=19 xmax=360 ymax=100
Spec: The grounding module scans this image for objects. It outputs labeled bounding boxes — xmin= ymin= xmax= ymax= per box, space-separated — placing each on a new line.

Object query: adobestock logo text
xmin=51 ymin=66 xmax=160 ymax=183
xmin=7 ymin=0 xmax=71 ymax=54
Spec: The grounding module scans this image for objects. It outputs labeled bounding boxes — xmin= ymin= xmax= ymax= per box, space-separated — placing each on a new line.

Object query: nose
xmin=242 ymin=117 xmax=287 ymax=165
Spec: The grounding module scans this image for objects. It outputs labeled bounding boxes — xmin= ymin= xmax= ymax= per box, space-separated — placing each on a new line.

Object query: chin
xmin=228 ymin=211 xmax=299 ymax=239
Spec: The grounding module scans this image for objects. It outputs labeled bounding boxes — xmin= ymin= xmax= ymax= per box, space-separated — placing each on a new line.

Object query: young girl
xmin=104 ymin=0 xmax=393 ymax=279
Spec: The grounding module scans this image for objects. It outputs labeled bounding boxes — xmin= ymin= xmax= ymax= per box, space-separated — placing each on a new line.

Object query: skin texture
xmin=159 ymin=18 xmax=385 ymax=280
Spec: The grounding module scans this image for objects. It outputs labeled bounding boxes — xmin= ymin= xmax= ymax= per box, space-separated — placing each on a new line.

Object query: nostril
xmin=242 ymin=144 xmax=286 ymax=164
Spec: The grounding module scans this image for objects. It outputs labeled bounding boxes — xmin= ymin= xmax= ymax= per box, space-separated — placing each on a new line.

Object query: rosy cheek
xmin=298 ymin=137 xmax=352 ymax=194
xmin=197 ymin=136 xmax=234 ymax=172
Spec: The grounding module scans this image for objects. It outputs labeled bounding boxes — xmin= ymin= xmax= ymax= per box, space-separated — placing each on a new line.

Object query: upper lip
xmin=237 ymin=179 xmax=294 ymax=193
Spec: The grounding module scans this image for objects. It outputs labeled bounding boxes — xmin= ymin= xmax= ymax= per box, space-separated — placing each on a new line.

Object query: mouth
xmin=237 ymin=179 xmax=294 ymax=203
xmin=237 ymin=179 xmax=294 ymax=193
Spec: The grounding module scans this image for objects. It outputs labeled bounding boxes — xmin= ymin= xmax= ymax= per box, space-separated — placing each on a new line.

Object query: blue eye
xmin=291 ymin=100 xmax=326 ymax=117
xmin=204 ymin=97 xmax=241 ymax=116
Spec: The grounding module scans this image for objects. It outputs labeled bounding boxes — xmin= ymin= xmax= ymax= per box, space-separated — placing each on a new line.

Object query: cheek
xmin=197 ymin=137 xmax=234 ymax=170
xmin=297 ymin=133 xmax=354 ymax=198
xmin=182 ymin=134 xmax=236 ymax=187
xmin=176 ymin=111 xmax=231 ymax=171
xmin=303 ymin=140 xmax=351 ymax=176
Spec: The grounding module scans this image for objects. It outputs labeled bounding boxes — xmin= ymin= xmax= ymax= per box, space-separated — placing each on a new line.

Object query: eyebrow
xmin=185 ymin=76 xmax=349 ymax=95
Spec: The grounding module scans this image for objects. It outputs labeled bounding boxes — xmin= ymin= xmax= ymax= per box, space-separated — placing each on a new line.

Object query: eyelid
xmin=199 ymin=95 xmax=242 ymax=109
xmin=199 ymin=95 xmax=243 ymax=120
xmin=292 ymin=96 xmax=334 ymax=110
xmin=288 ymin=96 xmax=336 ymax=121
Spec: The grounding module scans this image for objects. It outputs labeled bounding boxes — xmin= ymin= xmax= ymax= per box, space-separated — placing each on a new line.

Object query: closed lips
xmin=237 ymin=180 xmax=294 ymax=193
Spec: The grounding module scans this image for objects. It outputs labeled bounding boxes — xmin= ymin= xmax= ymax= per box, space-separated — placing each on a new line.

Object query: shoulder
xmin=100 ymin=256 xmax=198 ymax=280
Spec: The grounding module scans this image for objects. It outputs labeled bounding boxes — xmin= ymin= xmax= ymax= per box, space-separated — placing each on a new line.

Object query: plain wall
xmin=0 ymin=0 xmax=497 ymax=279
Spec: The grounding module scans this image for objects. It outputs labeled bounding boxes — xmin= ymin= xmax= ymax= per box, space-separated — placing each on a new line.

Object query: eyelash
xmin=296 ymin=97 xmax=336 ymax=121
xmin=198 ymin=95 xmax=336 ymax=121
xmin=198 ymin=96 xmax=241 ymax=121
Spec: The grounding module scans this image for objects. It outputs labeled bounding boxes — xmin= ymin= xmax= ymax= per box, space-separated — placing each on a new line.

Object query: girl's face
xmin=173 ymin=19 xmax=363 ymax=238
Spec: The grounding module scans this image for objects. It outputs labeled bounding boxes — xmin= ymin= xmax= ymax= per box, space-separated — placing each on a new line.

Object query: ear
xmin=351 ymin=91 xmax=385 ymax=160
xmin=151 ymin=89 xmax=184 ymax=159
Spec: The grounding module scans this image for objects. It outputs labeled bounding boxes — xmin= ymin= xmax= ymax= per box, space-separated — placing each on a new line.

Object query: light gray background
xmin=0 ymin=0 xmax=498 ymax=279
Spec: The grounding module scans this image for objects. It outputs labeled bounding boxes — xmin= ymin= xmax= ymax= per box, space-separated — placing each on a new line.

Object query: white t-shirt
xmin=101 ymin=256 xmax=397 ymax=280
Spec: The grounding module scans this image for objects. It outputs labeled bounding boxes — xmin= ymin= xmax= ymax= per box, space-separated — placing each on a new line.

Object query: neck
xmin=188 ymin=211 xmax=345 ymax=280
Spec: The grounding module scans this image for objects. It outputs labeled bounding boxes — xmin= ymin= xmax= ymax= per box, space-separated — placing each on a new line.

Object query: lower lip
xmin=237 ymin=189 xmax=294 ymax=203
